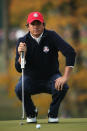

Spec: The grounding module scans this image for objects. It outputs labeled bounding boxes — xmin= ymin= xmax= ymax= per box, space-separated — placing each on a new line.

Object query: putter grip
xmin=21 ymin=51 xmax=25 ymax=69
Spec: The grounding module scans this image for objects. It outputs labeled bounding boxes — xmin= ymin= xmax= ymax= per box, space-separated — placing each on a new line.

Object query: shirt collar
xmin=30 ymin=32 xmax=43 ymax=44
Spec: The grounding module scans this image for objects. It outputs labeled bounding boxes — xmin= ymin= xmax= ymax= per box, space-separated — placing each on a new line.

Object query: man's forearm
xmin=63 ymin=66 xmax=73 ymax=80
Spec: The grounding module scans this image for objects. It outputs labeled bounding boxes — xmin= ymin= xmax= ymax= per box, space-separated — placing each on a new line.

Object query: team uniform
xmin=15 ymin=29 xmax=76 ymax=120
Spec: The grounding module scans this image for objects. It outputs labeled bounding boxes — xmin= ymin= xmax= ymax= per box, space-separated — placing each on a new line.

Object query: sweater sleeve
xmin=52 ymin=31 xmax=76 ymax=66
xmin=15 ymin=38 xmax=22 ymax=73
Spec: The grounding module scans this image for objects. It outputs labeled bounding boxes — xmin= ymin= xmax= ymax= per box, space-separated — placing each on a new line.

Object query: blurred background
xmin=0 ymin=0 xmax=87 ymax=120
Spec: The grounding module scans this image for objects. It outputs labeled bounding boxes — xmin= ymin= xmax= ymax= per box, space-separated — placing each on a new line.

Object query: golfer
xmin=15 ymin=12 xmax=76 ymax=123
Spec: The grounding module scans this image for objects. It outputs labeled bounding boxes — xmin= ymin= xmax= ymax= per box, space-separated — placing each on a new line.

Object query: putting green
xmin=0 ymin=118 xmax=87 ymax=131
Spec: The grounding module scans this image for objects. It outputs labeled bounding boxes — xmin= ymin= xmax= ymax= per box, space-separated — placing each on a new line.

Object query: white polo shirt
xmin=30 ymin=33 xmax=43 ymax=44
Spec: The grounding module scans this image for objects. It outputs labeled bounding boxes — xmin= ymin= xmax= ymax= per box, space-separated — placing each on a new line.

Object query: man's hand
xmin=18 ymin=42 xmax=27 ymax=64
xmin=55 ymin=76 xmax=68 ymax=91
xmin=55 ymin=66 xmax=73 ymax=91
xmin=18 ymin=42 xmax=27 ymax=56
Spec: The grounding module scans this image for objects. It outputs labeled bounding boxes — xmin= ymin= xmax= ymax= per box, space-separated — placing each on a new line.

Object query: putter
xmin=20 ymin=51 xmax=25 ymax=125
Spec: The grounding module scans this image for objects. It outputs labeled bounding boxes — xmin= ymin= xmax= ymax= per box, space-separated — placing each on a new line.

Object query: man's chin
xmin=33 ymin=33 xmax=41 ymax=37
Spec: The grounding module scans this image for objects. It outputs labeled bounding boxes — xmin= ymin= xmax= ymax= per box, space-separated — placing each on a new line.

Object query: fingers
xmin=20 ymin=42 xmax=26 ymax=47
xmin=19 ymin=42 xmax=26 ymax=51
xmin=55 ymin=80 xmax=61 ymax=91
xmin=55 ymin=77 xmax=64 ymax=91
xmin=18 ymin=42 xmax=27 ymax=55
xmin=61 ymin=83 xmax=64 ymax=90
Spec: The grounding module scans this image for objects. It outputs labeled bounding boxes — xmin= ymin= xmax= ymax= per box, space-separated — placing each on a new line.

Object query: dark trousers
xmin=15 ymin=73 xmax=69 ymax=117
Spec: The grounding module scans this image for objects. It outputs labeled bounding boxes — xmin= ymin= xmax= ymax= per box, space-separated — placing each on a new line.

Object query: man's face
xmin=28 ymin=20 xmax=44 ymax=38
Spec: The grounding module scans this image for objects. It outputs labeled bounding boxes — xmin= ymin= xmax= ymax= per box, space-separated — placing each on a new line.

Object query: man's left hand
xmin=55 ymin=76 xmax=68 ymax=91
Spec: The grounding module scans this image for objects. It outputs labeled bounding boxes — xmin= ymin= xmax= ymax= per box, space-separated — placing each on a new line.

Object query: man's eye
xmin=31 ymin=22 xmax=41 ymax=25
xmin=31 ymin=23 xmax=34 ymax=25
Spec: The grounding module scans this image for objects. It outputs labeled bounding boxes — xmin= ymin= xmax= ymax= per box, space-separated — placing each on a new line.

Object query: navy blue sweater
xmin=15 ymin=29 xmax=76 ymax=80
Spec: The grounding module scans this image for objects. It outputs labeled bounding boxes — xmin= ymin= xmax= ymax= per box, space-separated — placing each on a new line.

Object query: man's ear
xmin=43 ymin=22 xmax=46 ymax=27
xmin=25 ymin=23 xmax=29 ymax=28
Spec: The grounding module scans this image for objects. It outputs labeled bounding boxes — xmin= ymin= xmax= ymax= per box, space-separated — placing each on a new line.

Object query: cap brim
xmin=29 ymin=18 xmax=43 ymax=24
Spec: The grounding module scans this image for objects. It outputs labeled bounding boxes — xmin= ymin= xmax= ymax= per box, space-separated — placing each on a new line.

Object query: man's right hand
xmin=18 ymin=42 xmax=27 ymax=56
xmin=18 ymin=42 xmax=27 ymax=64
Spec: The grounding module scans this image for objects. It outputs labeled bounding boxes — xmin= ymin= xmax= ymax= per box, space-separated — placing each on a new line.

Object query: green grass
xmin=0 ymin=118 xmax=87 ymax=131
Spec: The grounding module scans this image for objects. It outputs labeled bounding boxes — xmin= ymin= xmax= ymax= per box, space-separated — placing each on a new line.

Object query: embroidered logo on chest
xmin=43 ymin=46 xmax=49 ymax=53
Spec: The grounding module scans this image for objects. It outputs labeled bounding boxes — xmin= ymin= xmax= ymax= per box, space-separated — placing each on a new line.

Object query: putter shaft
xmin=22 ymin=68 xmax=24 ymax=119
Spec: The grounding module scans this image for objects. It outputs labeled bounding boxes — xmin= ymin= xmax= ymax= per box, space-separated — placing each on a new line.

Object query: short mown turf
xmin=0 ymin=118 xmax=87 ymax=131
